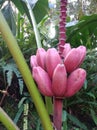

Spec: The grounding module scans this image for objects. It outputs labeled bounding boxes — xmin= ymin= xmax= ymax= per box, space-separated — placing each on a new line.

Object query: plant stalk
xmin=0 ymin=11 xmax=53 ymax=130
xmin=0 ymin=107 xmax=20 ymax=130
xmin=25 ymin=0 xmax=42 ymax=48
xmin=45 ymin=96 xmax=53 ymax=115
xmin=53 ymin=97 xmax=63 ymax=130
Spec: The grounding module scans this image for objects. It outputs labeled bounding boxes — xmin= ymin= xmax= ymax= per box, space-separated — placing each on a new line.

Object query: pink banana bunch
xmin=30 ymin=43 xmax=86 ymax=98
xmin=30 ymin=1 xmax=86 ymax=129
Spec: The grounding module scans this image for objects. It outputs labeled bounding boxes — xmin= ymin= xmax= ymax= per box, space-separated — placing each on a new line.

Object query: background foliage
xmin=0 ymin=0 xmax=97 ymax=129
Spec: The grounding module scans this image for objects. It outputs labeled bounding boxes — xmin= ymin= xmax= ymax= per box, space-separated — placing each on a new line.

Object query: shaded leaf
xmin=11 ymin=0 xmax=24 ymax=14
xmin=18 ymin=97 xmax=27 ymax=108
xmin=62 ymin=110 xmax=67 ymax=130
xmin=0 ymin=0 xmax=5 ymax=5
xmin=66 ymin=14 xmax=97 ymax=48
xmin=2 ymin=62 xmax=24 ymax=95
xmin=62 ymin=110 xmax=67 ymax=122
xmin=14 ymin=105 xmax=24 ymax=124
xmin=1 ymin=3 xmax=16 ymax=35
xmin=67 ymin=113 xmax=88 ymax=130
xmin=33 ymin=0 xmax=49 ymax=23
xmin=83 ymin=79 xmax=88 ymax=90
xmin=3 ymin=64 xmax=13 ymax=86
xmin=11 ymin=0 xmax=48 ymax=24
xmin=90 ymin=109 xmax=97 ymax=125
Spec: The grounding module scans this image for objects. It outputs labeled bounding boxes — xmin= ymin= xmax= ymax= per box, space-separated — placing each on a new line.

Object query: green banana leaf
xmin=66 ymin=14 xmax=97 ymax=49
xmin=11 ymin=0 xmax=49 ymax=24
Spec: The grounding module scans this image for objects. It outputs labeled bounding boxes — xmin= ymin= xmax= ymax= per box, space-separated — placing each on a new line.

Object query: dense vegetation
xmin=0 ymin=0 xmax=97 ymax=129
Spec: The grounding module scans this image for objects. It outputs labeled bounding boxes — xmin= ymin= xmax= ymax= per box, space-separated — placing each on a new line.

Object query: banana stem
xmin=0 ymin=107 xmax=20 ymax=130
xmin=0 ymin=11 xmax=53 ymax=130
xmin=45 ymin=96 xmax=53 ymax=115
xmin=53 ymin=98 xmax=63 ymax=130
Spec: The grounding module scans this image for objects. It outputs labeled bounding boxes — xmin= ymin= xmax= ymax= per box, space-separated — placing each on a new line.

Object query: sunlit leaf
xmin=22 ymin=0 xmax=38 ymax=8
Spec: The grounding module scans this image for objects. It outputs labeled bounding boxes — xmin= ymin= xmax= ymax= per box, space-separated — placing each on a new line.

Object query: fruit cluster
xmin=30 ymin=43 xmax=86 ymax=98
